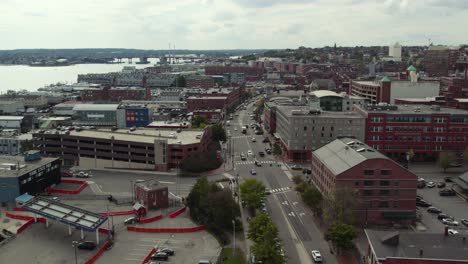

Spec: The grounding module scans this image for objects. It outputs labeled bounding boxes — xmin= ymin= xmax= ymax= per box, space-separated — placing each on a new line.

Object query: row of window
xmin=364 ymin=169 xmax=391 ymax=176
xmin=360 ymin=180 xmax=396 ymax=186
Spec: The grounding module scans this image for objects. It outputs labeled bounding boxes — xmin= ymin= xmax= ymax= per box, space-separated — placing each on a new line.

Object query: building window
xmin=304 ymin=126 xmax=307 ymax=131
xmin=380 ymin=181 xmax=390 ymax=186
xmin=378 ymin=201 xmax=389 ymax=208
xmin=331 ymin=126 xmax=334 ymax=131
xmin=363 ymin=190 xmax=373 ymax=196
xmin=393 ymin=201 xmax=398 ymax=208
xmin=364 ymin=169 xmax=374 ymax=176
xmin=379 ymin=190 xmax=390 ymax=196
xmin=394 ymin=181 xmax=399 ymax=186
xmin=355 ymin=181 xmax=359 ymax=186
xmin=381 ymin=170 xmax=391 ymax=176
xmin=394 ymin=190 xmax=399 ymax=196
xmin=321 ymin=133 xmax=324 ymax=137
xmin=364 ymin=181 xmax=374 ymax=186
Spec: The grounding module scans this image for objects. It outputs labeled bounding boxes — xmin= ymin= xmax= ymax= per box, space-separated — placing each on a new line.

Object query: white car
xmin=442 ymin=219 xmax=459 ymax=226
xmin=311 ymin=250 xmax=322 ymax=263
xmin=448 ymin=229 xmax=459 ymax=235
xmin=234 ymin=128 xmax=238 ymax=131
xmin=252 ymin=137 xmax=256 ymax=142
xmin=247 ymin=150 xmax=253 ymax=156
xmin=427 ymin=181 xmax=436 ymax=188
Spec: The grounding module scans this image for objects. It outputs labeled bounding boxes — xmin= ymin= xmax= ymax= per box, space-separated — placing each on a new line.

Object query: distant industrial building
xmin=312 ymin=139 xmax=417 ymax=225
xmin=116 ymin=103 xmax=155 ymax=128
xmin=0 ymin=116 xmax=25 ymax=131
xmin=52 ymin=101 xmax=83 ymax=116
xmin=0 ymin=101 xmax=25 ymax=114
xmin=72 ymin=104 xmax=119 ymax=127
xmin=424 ymin=45 xmax=461 ymax=77
xmin=364 ymin=229 xmax=468 ymax=264
xmin=80 ymin=86 xmax=151 ymax=102
xmin=355 ymin=104 xmax=468 ymax=161
xmin=0 ymin=151 xmax=61 ymax=203
xmin=0 ymin=132 xmax=32 ymax=156
xmin=33 ymin=127 xmax=213 ymax=171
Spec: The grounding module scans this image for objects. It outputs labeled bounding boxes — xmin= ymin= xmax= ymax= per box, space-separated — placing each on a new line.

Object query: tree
xmin=322 ymin=186 xmax=359 ymax=225
xmin=325 ymin=222 xmax=356 ymax=254
xmin=211 ymin=123 xmax=227 ymax=142
xmin=192 ymin=116 xmax=207 ymax=128
xmin=176 ymin=75 xmax=186 ymax=87
xmin=438 ymin=151 xmax=455 ymax=172
xmin=272 ymin=143 xmax=282 ymax=156
xmin=248 ymin=213 xmax=286 ymax=264
xmin=300 ymin=185 xmax=323 ymax=214
xmin=240 ymin=178 xmax=266 ymax=209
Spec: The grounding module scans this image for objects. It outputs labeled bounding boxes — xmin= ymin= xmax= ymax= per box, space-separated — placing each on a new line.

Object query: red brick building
xmin=186 ymin=75 xmax=215 ymax=88
xmin=365 ymin=229 xmax=468 ymax=264
xmin=81 ymin=86 xmax=151 ymax=102
xmin=349 ymin=78 xmax=392 ymax=104
xmin=424 ymin=46 xmax=461 ymax=77
xmin=192 ymin=109 xmax=224 ymax=123
xmin=187 ymin=97 xmax=227 ymax=112
xmin=205 ymin=65 xmax=264 ymax=80
xmin=355 ymin=104 xmax=468 ymax=162
xmin=311 ymin=138 xmax=417 ymax=225
xmin=134 ymin=180 xmax=169 ymax=210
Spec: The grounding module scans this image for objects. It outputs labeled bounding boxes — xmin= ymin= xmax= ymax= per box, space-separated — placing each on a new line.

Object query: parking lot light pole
xmin=72 ymin=241 xmax=78 ymax=264
xmin=232 ymin=219 xmax=236 ymax=256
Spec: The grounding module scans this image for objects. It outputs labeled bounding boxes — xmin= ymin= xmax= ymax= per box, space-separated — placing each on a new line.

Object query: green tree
xmin=292 ymin=175 xmax=303 ymax=185
xmin=241 ymin=54 xmax=256 ymax=61
xmin=438 ymin=151 xmax=454 ymax=172
xmin=211 ymin=123 xmax=227 ymax=142
xmin=240 ymin=178 xmax=266 ymax=209
xmin=325 ymin=222 xmax=356 ymax=254
xmin=192 ymin=115 xmax=207 ymax=128
xmin=272 ymin=143 xmax=282 ymax=156
xmin=176 ymin=75 xmax=186 ymax=87
xmin=248 ymin=213 xmax=286 ymax=264
xmin=300 ymin=185 xmax=323 ymax=214
xmin=322 ymin=186 xmax=359 ymax=225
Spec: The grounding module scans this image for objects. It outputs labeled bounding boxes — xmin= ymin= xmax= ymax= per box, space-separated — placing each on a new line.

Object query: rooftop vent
xmin=356 ymin=148 xmax=366 ymax=152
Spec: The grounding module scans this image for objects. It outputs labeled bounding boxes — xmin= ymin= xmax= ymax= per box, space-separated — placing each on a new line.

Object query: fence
xmin=139 ymin=214 xmax=163 ymax=224
xmin=46 ymin=179 xmax=88 ymax=195
xmin=168 ymin=207 xmax=186 ymax=218
xmin=141 ymin=247 xmax=157 ymax=264
xmin=99 ymin=210 xmax=134 ymax=216
xmin=84 ymin=240 xmax=112 ymax=264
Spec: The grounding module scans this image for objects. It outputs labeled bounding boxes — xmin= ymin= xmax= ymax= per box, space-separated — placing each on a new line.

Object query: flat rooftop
xmin=0 ymin=156 xmax=59 ymax=178
xmin=358 ymin=104 xmax=468 ymax=115
xmin=276 ymin=105 xmax=365 ymax=118
xmin=366 ymin=229 xmax=468 ymax=262
xmin=68 ymin=128 xmax=204 ymax=145
xmin=352 ymin=81 xmax=381 ymax=86
xmin=0 ymin=116 xmax=24 ymax=121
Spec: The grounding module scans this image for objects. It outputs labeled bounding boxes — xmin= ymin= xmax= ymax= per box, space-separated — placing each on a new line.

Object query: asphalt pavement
xmin=229 ymin=100 xmax=337 ymax=264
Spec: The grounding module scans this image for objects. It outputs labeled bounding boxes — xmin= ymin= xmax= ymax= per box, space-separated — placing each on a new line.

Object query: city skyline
xmin=1 ymin=0 xmax=467 ymax=50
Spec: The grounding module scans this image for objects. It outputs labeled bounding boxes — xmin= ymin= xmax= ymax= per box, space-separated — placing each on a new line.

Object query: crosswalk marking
xmin=269 ymin=186 xmax=291 ymax=193
xmin=235 ymin=160 xmax=276 ymax=165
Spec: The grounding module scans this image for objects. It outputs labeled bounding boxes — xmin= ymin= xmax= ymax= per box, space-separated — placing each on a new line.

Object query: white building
xmin=0 ymin=116 xmax=24 ymax=130
xmin=388 ymin=42 xmax=402 ymax=61
xmin=0 ymin=133 xmax=32 ymax=155
xmin=0 ymin=101 xmax=24 ymax=114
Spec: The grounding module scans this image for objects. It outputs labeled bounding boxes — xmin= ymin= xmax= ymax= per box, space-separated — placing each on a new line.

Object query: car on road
xmin=150 ymin=252 xmax=168 ymax=261
xmin=157 ymin=248 xmax=175 ymax=256
xmin=417 ymin=181 xmax=426 ymax=189
xmin=437 ymin=182 xmax=446 ymax=188
xmin=124 ymin=216 xmax=139 ymax=225
xmin=252 ymin=137 xmax=256 ymax=142
xmin=439 ymin=189 xmax=456 ymax=196
xmin=77 ymin=241 xmax=97 ymax=250
xmin=291 ymin=165 xmax=302 ymax=171
xmin=262 ymin=137 xmax=270 ymax=143
xmin=461 ymin=219 xmax=468 ymax=227
xmin=258 ymin=151 xmax=265 ymax=157
xmin=311 ymin=250 xmax=322 ymax=263
xmin=254 ymin=160 xmax=262 ymax=167
xmin=265 ymin=148 xmax=272 ymax=154
xmin=438 ymin=213 xmax=454 ymax=220
xmin=265 ymin=190 xmax=272 ymax=195
xmin=250 ymin=169 xmax=257 ymax=175
xmin=247 ymin=150 xmax=253 ymax=156
xmin=240 ymin=153 xmax=246 ymax=160
xmin=75 ymin=171 xmax=91 ymax=178
xmin=416 ymin=200 xmax=431 ymax=207
xmin=427 ymin=207 xmax=442 ymax=214
xmin=303 ymin=168 xmax=312 ymax=175
xmin=427 ymin=181 xmax=436 ymax=188
xmin=444 ymin=176 xmax=453 ymax=182
xmin=448 ymin=229 xmax=459 ymax=235
xmin=51 ymin=197 xmax=60 ymax=202
xmin=442 ymin=219 xmax=459 ymax=226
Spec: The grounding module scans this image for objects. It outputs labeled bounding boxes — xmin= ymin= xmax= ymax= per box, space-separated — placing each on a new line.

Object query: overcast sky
xmin=0 ymin=0 xmax=467 ymax=50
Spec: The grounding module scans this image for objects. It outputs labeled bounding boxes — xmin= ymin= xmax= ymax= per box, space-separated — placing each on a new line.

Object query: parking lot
xmin=410 ymin=164 xmax=468 ymax=234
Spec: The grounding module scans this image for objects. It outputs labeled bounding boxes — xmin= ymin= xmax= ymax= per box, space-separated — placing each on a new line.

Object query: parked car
xmin=250 ymin=169 xmax=257 ymax=175
xmin=124 ymin=216 xmax=139 ymax=225
xmin=437 ymin=213 xmax=454 ymax=221
xmin=417 ymin=181 xmax=426 ymax=189
xmin=437 ymin=182 xmax=446 ymax=188
xmin=150 ymin=252 xmax=168 ymax=261
xmin=416 ymin=200 xmax=431 ymax=207
xmin=291 ymin=165 xmax=302 ymax=171
xmin=157 ymin=248 xmax=175 ymax=256
xmin=461 ymin=219 xmax=468 ymax=227
xmin=427 ymin=181 xmax=436 ymax=188
xmin=444 ymin=176 xmax=453 ymax=182
xmin=427 ymin=207 xmax=442 ymax=214
xmin=247 ymin=150 xmax=253 ymax=156
xmin=77 ymin=241 xmax=97 ymax=250
xmin=258 ymin=151 xmax=265 ymax=157
xmin=262 ymin=137 xmax=270 ymax=143
xmin=448 ymin=229 xmax=459 ymax=235
xmin=252 ymin=137 xmax=256 ymax=142
xmin=442 ymin=219 xmax=459 ymax=226
xmin=265 ymin=148 xmax=272 ymax=154
xmin=439 ymin=189 xmax=456 ymax=196
xmin=311 ymin=250 xmax=323 ymax=263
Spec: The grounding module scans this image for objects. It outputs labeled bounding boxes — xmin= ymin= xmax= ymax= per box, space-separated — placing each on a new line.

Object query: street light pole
xmin=72 ymin=241 xmax=78 ymax=264
xmin=232 ymin=219 xmax=236 ymax=256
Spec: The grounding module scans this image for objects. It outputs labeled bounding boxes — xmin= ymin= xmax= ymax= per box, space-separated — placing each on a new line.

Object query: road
xmin=227 ymin=99 xmax=337 ymax=264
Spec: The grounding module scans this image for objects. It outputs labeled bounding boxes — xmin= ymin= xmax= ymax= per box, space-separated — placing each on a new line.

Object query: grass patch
xmin=221 ymin=247 xmax=247 ymax=264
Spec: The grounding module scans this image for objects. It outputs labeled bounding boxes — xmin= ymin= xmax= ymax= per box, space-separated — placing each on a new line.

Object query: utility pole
xmin=72 ymin=241 xmax=78 ymax=264
xmin=232 ymin=219 xmax=236 ymax=256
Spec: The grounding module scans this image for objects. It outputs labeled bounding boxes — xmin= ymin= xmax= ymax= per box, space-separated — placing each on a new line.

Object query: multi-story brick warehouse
xmin=311 ymin=138 xmax=417 ymax=225
xmin=204 ymin=65 xmax=264 ymax=78
xmin=33 ymin=128 xmax=213 ymax=171
xmin=355 ymin=104 xmax=468 ymax=161
xmin=80 ymin=86 xmax=152 ymax=102
xmin=270 ymin=103 xmax=365 ymax=162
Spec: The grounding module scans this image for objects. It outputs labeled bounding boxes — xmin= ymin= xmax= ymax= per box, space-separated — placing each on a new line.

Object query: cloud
xmin=231 ymin=0 xmax=313 ymax=8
